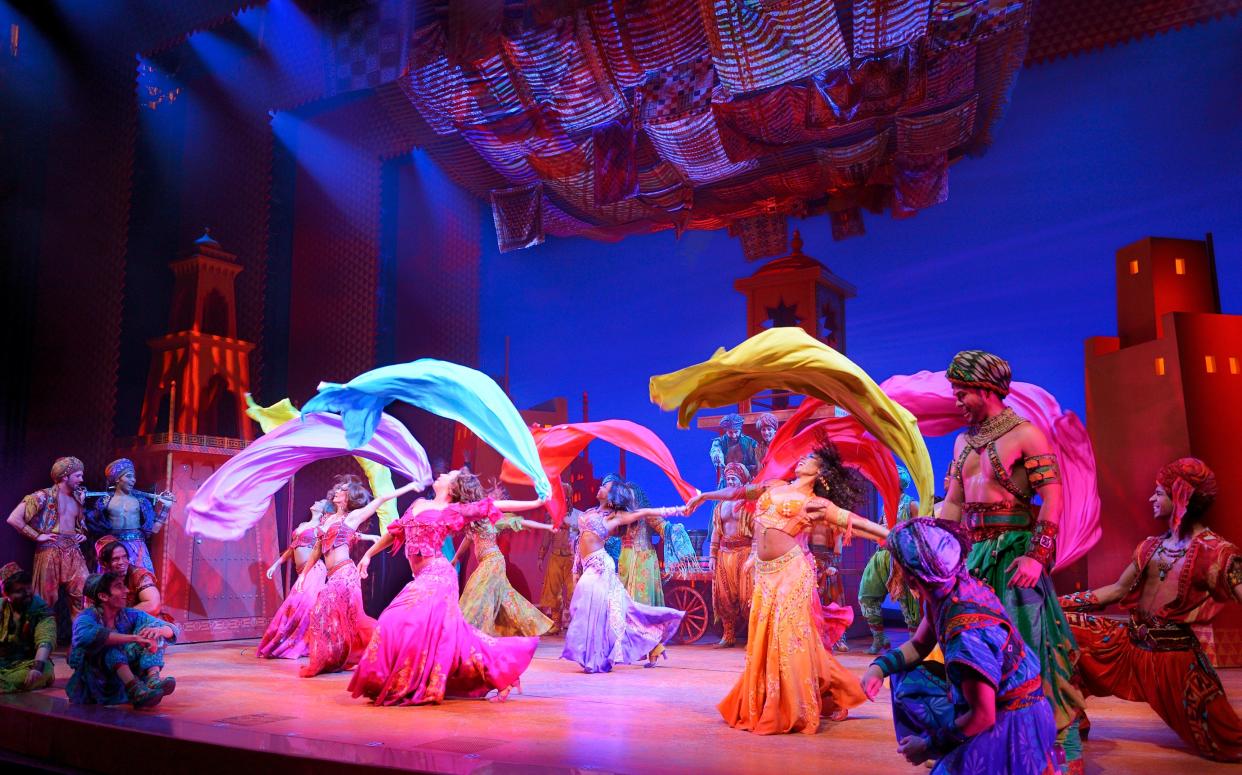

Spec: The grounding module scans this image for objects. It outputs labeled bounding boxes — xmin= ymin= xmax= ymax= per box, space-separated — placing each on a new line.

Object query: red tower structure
xmin=1085 ymin=234 xmax=1242 ymax=663
xmin=119 ymin=231 xmax=281 ymax=642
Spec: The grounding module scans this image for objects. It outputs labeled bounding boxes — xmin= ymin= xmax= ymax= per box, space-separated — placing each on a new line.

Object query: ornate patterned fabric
xmin=390 ymin=1 xmax=1033 ymax=249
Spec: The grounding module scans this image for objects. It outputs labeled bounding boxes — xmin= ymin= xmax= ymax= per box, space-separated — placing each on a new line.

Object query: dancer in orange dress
xmin=688 ymin=443 xmax=889 ymax=734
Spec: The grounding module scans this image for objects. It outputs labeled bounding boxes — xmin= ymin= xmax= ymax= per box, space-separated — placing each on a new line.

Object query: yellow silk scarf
xmin=649 ymin=327 xmax=934 ymax=515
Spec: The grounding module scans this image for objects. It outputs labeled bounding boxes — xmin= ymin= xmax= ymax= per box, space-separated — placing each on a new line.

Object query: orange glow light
xmin=1154 ymin=357 xmax=1165 ymax=376
xmin=1205 ymin=355 xmax=1217 ymax=374
xmin=1174 ymin=258 xmax=1186 ymax=275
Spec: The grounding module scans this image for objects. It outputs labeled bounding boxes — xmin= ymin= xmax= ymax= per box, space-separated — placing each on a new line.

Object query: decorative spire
xmin=195 ymin=227 xmax=221 ymax=249
xmin=790 ymin=229 xmax=804 ymax=255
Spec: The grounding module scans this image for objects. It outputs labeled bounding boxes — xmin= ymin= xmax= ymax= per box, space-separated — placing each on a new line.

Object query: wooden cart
xmin=662 ymin=558 xmax=715 ymax=644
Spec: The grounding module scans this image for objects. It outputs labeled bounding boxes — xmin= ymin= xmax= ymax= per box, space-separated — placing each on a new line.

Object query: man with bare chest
xmin=710 ymin=463 xmax=753 ymax=647
xmin=85 ymin=459 xmax=170 ymax=574
xmin=6 ymin=457 xmax=90 ymax=621
xmin=938 ymin=350 xmax=1085 ymax=773
xmin=1060 ymin=458 xmax=1242 ymax=761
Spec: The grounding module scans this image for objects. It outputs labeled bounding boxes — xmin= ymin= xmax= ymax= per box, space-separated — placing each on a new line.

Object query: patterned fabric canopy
xmin=393 ymin=0 xmax=1035 ymax=252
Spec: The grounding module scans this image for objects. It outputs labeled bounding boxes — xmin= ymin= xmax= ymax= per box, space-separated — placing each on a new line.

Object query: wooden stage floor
xmin=1 ymin=635 xmax=1237 ymax=773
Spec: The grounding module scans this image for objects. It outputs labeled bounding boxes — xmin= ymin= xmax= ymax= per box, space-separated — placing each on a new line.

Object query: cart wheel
xmin=666 ymin=585 xmax=709 ymax=644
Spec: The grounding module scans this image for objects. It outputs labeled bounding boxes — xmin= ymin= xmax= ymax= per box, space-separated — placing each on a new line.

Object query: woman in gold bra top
xmin=688 ymin=441 xmax=889 ymax=735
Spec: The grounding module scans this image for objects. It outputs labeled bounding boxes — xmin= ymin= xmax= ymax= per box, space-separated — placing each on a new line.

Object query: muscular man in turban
xmin=710 ymin=462 xmax=753 ymax=648
xmin=85 ymin=459 xmax=171 ymax=574
xmin=938 ymin=351 xmax=1085 ymax=772
xmin=1060 ymin=458 xmax=1242 ymax=761
xmin=6 ymin=457 xmax=90 ymax=621
xmin=709 ymin=413 xmax=759 ymax=488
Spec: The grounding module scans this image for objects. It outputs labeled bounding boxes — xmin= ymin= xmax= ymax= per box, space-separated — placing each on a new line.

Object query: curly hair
xmin=808 ymin=437 xmax=865 ymax=511
xmin=330 ymin=474 xmax=372 ymax=511
xmin=484 ymin=478 xmax=510 ymax=500
xmin=602 ymin=478 xmax=635 ymax=512
xmin=451 ymin=468 xmax=486 ymax=503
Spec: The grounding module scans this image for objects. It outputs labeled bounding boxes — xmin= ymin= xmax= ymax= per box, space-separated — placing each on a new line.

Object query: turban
xmin=95 ymin=535 xmax=122 ymax=562
xmin=1156 ymin=457 xmax=1217 ymax=532
xmin=946 ymin=350 xmax=1012 ymax=398
xmin=723 ymin=462 xmax=750 ymax=484
xmin=105 ymin=458 xmax=136 ymax=487
xmin=888 ymin=518 xmax=972 ymax=588
xmin=718 ymin=413 xmax=745 ymax=430
xmin=0 ymin=562 xmax=23 ymax=584
xmin=51 ymin=456 xmax=84 ymax=483
xmin=756 ymin=413 xmax=779 ymax=431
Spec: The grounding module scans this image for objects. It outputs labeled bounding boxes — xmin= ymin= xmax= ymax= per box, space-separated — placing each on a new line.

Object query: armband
xmin=870 ymin=648 xmax=907 ymax=678
xmin=1058 ymin=589 xmax=1102 ymax=613
xmin=1023 ymin=453 xmax=1061 ymax=489
xmin=1227 ymin=557 xmax=1242 ymax=590
xmin=1025 ymin=519 xmax=1058 ymax=567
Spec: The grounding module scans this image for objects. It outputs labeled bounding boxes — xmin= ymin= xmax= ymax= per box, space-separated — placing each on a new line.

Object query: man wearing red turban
xmin=1060 ymin=457 xmax=1242 ymax=761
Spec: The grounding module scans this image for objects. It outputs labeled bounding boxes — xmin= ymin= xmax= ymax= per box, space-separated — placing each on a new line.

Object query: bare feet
xmin=489 ymin=679 xmax=522 ymax=702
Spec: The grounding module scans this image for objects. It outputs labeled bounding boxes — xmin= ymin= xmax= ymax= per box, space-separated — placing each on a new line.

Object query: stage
xmin=1 ymin=635 xmax=1238 ymax=774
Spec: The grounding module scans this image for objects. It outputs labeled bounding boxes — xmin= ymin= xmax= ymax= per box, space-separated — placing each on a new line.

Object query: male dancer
xmin=709 ymin=463 xmax=753 ymax=647
xmin=709 ymin=413 xmax=758 ymax=487
xmin=539 ymin=479 xmax=580 ymax=634
xmin=858 ymin=466 xmax=920 ymax=654
xmin=6 ymin=457 xmax=90 ymax=622
xmin=86 ymin=458 xmax=171 ymax=573
xmin=939 ymin=351 xmax=1084 ymax=773
xmin=1061 ymin=458 xmax=1242 ymax=761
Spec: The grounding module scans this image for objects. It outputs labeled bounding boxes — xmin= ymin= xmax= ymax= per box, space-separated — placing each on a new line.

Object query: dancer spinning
xmin=561 ymin=478 xmax=686 ymax=673
xmin=861 ymin=518 xmax=1058 ymax=774
xmin=454 ymin=483 xmax=557 ymax=637
xmin=257 ymin=497 xmax=330 ymax=659
xmin=1061 ymin=458 xmax=1242 ymax=761
xmin=349 ymin=468 xmax=544 ymax=705
xmin=293 ymin=476 xmax=398 ymax=677
xmin=688 ymin=444 xmax=888 ymax=734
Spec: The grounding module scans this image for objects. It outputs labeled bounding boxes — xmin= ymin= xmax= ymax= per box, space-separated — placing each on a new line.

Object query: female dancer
xmin=687 ymin=443 xmax=889 ymax=734
xmin=294 ymin=476 xmax=409 ymax=677
xmin=349 ymin=468 xmax=544 ymax=705
xmin=561 ymin=478 xmax=686 ymax=673
xmin=257 ymin=497 xmax=330 ymax=659
xmin=453 ymin=483 xmax=557 ymax=637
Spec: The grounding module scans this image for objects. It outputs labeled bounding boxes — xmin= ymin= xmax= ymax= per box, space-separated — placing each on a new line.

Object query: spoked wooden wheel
xmin=666 ymin=585 xmax=709 ymax=644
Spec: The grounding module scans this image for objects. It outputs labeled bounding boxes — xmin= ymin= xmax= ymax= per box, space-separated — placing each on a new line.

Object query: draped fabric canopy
xmin=395 ymin=0 xmax=1036 ymax=252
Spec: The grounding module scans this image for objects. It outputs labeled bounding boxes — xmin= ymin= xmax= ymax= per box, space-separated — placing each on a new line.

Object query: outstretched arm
xmin=1060 ymin=561 xmax=1139 ymax=611
xmin=686 ymin=483 xmax=765 ymax=513
xmin=517 ymin=518 xmax=556 ymax=532
xmin=492 ymin=498 xmax=546 ymax=513
xmin=345 ymin=481 xmax=422 ymax=528
xmin=810 ymin=499 xmax=889 ymax=543
xmin=860 ymin=614 xmax=935 ymax=700
xmin=604 ymin=507 xmax=683 ymax=531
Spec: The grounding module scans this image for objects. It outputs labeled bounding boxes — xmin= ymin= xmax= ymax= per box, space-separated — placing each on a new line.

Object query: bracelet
xmin=926 ymin=724 xmax=967 ymax=755
xmin=870 ymin=648 xmax=907 ymax=678
xmin=1025 ymin=519 xmax=1058 ymax=567
xmin=1058 ymin=589 xmax=1102 ymax=613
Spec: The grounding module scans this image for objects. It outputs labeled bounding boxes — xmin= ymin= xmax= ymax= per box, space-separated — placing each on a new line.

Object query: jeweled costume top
xmin=389 ymin=498 xmax=503 ymax=563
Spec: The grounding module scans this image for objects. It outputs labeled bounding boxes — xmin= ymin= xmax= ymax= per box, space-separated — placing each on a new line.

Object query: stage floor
xmin=2 ymin=635 xmax=1238 ymax=773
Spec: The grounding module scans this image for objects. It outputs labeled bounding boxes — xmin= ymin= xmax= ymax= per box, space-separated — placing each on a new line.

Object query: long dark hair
xmin=602 ymin=476 xmax=635 ymax=512
xmin=809 ymin=437 xmax=865 ymax=512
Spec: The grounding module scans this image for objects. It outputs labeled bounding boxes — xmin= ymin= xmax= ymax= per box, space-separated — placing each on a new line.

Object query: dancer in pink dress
xmin=257 ymin=498 xmax=329 ymax=659
xmin=293 ymin=476 xmax=410 ymax=677
xmin=349 ymin=469 xmax=545 ymax=705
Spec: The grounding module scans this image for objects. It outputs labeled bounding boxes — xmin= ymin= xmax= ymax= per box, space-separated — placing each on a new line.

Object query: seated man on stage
xmin=1060 ymin=457 xmax=1242 ymax=762
xmin=67 ymin=572 xmax=177 ymax=709
xmin=0 ymin=564 xmax=56 ymax=693
xmin=95 ymin=535 xmax=165 ymax=617
xmin=862 ymin=518 xmax=1059 ymax=774
xmin=85 ymin=458 xmax=171 ymax=574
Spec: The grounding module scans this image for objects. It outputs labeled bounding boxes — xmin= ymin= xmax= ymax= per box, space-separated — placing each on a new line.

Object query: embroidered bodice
xmin=389 ymin=498 xmax=502 ymax=561
xmin=319 ymin=518 xmax=359 ymax=551
xmin=291 ymin=524 xmax=319 ymax=550
xmin=754 ymin=490 xmax=813 ymax=537
xmin=468 ymin=515 xmax=524 ymax=560
xmin=579 ymin=507 xmax=611 ymax=541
